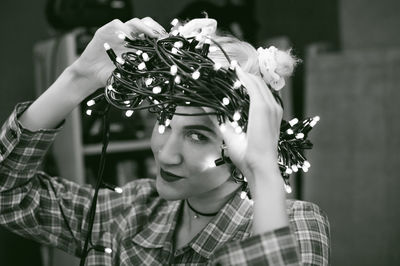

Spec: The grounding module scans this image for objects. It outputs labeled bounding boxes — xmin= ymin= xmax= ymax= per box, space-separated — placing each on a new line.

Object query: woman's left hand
xmin=212 ymin=66 xmax=283 ymax=184
xmin=206 ymin=66 xmax=289 ymax=233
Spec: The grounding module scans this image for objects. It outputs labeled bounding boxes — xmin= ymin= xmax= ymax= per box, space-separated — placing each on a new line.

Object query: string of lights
xmin=79 ymin=20 xmax=320 ymax=264
xmin=88 ymin=31 xmax=319 ymax=184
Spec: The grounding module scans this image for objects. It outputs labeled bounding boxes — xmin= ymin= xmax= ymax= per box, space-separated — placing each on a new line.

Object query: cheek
xmin=150 ymin=123 xmax=163 ymax=155
xmin=182 ymin=145 xmax=231 ymax=184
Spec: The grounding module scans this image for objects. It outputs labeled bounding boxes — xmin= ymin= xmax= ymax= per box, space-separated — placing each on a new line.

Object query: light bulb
xmin=284 ymin=184 xmax=292 ymax=193
xmin=285 ymin=168 xmax=293 ymax=175
xmin=86 ymin=100 xmax=95 ymax=107
xmin=230 ymin=60 xmax=238 ymax=70
xmin=138 ymin=62 xmax=146 ymax=70
xmin=142 ymin=53 xmax=149 ymax=61
xmin=233 ymin=111 xmax=241 ymax=121
xmin=174 ymin=41 xmax=183 ymax=48
xmin=116 ymin=57 xmax=125 ymax=65
xmin=303 ymin=161 xmax=311 ymax=168
xmin=235 ymin=127 xmax=243 ymax=134
xmin=103 ymin=43 xmax=111 ymax=50
xmin=213 ymin=63 xmax=222 ymax=71
xmin=295 ymin=133 xmax=304 ymax=139
xmin=104 ymin=248 xmax=112 ymax=254
xmin=170 ymin=18 xmax=179 ymax=26
xmin=289 ymin=118 xmax=299 ymax=126
xmin=240 ymin=191 xmax=247 ymax=199
xmin=310 ymin=120 xmax=317 ymax=127
xmin=136 ymin=50 xmax=143 ymax=55
xmin=174 ymin=75 xmax=181 ymax=84
xmin=86 ymin=110 xmax=92 ymax=116
xmin=152 ymin=86 xmax=162 ymax=94
xmin=205 ymin=158 xmax=216 ymax=168
xmin=291 ymin=165 xmax=299 ymax=172
xmin=222 ymin=97 xmax=230 ymax=105
xmin=114 ymin=187 xmax=123 ymax=193
xmin=192 ymin=71 xmax=200 ymax=80
xmin=145 ymin=78 xmax=153 ymax=86
xmin=158 ymin=125 xmax=165 ymax=134
xmin=233 ymin=80 xmax=242 ymax=89
xmin=170 ymin=65 xmax=178 ymax=75
xmin=125 ymin=110 xmax=134 ymax=117
xmin=286 ymin=129 xmax=294 ymax=135
xmin=171 ymin=47 xmax=178 ymax=54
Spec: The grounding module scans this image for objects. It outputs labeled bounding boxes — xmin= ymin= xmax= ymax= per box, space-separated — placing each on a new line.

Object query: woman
xmin=0 ymin=17 xmax=330 ymax=265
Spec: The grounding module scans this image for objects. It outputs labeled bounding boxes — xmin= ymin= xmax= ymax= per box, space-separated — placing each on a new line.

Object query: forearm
xmin=19 ymin=64 xmax=97 ymax=131
xmin=248 ymin=160 xmax=289 ymax=235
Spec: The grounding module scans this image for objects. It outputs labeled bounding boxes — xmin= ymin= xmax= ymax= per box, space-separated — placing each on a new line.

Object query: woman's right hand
xmin=70 ymin=17 xmax=167 ymax=93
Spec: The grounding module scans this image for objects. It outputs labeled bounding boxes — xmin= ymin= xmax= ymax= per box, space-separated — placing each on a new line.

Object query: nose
xmin=157 ymin=131 xmax=183 ymax=166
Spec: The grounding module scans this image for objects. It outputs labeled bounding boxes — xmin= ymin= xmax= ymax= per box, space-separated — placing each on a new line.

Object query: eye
xmin=186 ymin=131 xmax=209 ymax=143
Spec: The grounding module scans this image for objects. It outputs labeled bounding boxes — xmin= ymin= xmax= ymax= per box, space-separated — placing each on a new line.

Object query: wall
xmin=303 ymin=0 xmax=400 ymax=265
xmin=0 ymin=1 xmax=49 ymax=122
xmin=340 ymin=0 xmax=400 ymax=50
xmin=0 ymin=1 xmax=50 ymax=265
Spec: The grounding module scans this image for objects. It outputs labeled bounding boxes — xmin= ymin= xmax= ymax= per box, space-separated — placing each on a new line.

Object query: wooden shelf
xmin=83 ymin=139 xmax=151 ymax=155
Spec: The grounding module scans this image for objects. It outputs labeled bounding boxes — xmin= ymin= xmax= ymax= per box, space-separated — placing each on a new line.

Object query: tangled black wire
xmin=79 ymin=31 xmax=320 ymax=265
xmin=92 ymin=33 xmax=319 ymax=181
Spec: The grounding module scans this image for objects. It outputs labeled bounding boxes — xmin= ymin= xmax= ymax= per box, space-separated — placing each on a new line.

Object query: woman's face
xmin=151 ymin=106 xmax=236 ymax=200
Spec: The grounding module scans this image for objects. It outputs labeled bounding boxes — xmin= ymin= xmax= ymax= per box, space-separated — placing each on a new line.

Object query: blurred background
xmin=0 ymin=0 xmax=399 ymax=265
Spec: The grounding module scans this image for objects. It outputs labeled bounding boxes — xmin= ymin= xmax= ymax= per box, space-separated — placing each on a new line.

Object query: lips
xmin=160 ymin=168 xmax=185 ymax=182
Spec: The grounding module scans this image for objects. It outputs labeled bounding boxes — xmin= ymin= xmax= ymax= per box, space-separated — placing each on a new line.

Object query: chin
xmin=155 ymin=175 xmax=186 ymax=201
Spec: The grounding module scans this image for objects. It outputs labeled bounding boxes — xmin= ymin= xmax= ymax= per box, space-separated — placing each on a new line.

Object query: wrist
xmin=246 ymin=163 xmax=283 ymax=196
xmin=64 ymin=64 xmax=99 ymax=102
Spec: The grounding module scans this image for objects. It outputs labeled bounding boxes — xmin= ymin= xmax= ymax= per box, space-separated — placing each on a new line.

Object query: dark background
xmin=0 ymin=0 xmax=399 ymax=265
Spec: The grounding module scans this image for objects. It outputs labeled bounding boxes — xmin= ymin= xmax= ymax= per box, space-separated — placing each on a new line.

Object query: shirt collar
xmin=131 ymin=199 xmax=182 ymax=248
xmin=131 ymin=190 xmax=253 ymax=259
xmin=188 ymin=190 xmax=253 ymax=258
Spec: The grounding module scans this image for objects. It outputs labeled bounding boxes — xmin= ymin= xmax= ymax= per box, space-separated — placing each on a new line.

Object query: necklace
xmin=186 ymin=199 xmax=219 ymax=219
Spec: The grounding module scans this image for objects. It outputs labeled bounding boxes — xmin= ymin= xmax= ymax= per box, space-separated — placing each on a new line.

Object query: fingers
xmin=236 ymin=66 xmax=282 ymax=112
xmin=124 ymin=17 xmax=166 ymax=38
xmin=235 ymin=66 xmax=265 ymax=108
xmin=141 ymin=17 xmax=168 ymax=36
xmin=201 ymin=106 xmax=246 ymax=148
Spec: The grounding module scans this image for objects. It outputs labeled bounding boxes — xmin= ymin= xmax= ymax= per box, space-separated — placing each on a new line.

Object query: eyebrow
xmin=182 ymin=124 xmax=217 ymax=135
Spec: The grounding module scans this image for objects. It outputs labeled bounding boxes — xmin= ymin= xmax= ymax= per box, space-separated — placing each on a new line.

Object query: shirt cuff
xmin=0 ymin=101 xmax=64 ymax=170
xmin=211 ymin=226 xmax=301 ymax=266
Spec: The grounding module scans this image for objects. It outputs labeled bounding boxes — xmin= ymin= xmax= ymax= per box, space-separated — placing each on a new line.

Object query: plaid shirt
xmin=0 ymin=102 xmax=330 ymax=265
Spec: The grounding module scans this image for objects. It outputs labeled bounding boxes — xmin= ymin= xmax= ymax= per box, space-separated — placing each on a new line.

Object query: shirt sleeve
xmin=210 ymin=201 xmax=330 ymax=266
xmin=0 ymin=102 xmax=141 ymax=257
